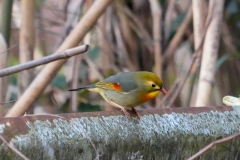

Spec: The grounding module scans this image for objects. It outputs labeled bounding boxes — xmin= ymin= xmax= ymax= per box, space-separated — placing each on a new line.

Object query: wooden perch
xmin=0 ymin=106 xmax=240 ymax=159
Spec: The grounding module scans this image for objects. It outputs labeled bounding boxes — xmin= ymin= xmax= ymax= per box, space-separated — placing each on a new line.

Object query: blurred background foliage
xmin=0 ymin=0 xmax=239 ymax=115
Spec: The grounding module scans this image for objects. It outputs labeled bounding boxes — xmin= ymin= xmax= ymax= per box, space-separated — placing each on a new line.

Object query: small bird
xmin=69 ymin=71 xmax=167 ymax=117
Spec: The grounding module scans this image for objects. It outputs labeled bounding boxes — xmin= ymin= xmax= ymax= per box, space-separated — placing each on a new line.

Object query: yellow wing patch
xmin=96 ymin=82 xmax=122 ymax=92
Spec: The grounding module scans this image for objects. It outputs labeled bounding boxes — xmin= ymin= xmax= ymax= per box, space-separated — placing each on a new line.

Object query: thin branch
xmin=0 ymin=100 xmax=16 ymax=105
xmin=188 ymin=132 xmax=240 ymax=160
xmin=112 ymin=16 xmax=136 ymax=70
xmin=164 ymin=0 xmax=175 ymax=41
xmin=164 ymin=6 xmax=192 ymax=59
xmin=0 ymin=43 xmax=17 ymax=55
xmin=70 ymin=55 xmax=82 ymax=112
xmin=123 ymin=6 xmax=153 ymax=53
xmin=54 ymin=0 xmax=84 ymax=50
xmin=0 ymin=134 xmax=29 ymax=160
xmin=41 ymin=4 xmax=81 ymax=16
xmin=158 ymin=78 xmax=181 ymax=108
xmin=0 ymin=45 xmax=89 ymax=77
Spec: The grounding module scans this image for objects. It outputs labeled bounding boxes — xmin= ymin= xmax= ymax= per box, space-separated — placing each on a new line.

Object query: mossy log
xmin=0 ymin=106 xmax=240 ymax=159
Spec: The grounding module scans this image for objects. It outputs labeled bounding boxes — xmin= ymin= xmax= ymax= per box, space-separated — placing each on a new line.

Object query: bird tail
xmin=68 ymin=84 xmax=96 ymax=91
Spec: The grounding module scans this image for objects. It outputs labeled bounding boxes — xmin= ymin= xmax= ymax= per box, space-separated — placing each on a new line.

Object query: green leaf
xmin=88 ymin=47 xmax=99 ymax=60
xmin=52 ymin=74 xmax=67 ymax=89
xmin=216 ymin=54 xmax=230 ymax=69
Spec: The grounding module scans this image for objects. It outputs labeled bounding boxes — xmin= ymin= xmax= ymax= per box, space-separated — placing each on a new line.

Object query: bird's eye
xmin=151 ymin=83 xmax=156 ymax=88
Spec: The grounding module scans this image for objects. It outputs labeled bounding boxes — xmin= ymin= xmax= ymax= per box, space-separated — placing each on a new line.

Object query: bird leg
xmin=131 ymin=107 xmax=141 ymax=118
xmin=109 ymin=100 xmax=130 ymax=118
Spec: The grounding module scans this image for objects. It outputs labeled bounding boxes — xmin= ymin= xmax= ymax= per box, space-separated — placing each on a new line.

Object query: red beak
xmin=160 ymin=87 xmax=167 ymax=94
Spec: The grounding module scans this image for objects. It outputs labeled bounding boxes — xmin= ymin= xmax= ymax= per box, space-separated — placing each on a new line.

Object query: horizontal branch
xmin=0 ymin=44 xmax=89 ymax=77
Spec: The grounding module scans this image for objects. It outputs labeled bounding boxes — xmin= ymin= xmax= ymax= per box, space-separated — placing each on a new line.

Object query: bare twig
xmin=70 ymin=55 xmax=82 ymax=112
xmin=0 ymin=134 xmax=29 ymax=160
xmin=0 ymin=100 xmax=16 ymax=105
xmin=116 ymin=2 xmax=138 ymax=70
xmin=0 ymin=43 xmax=17 ymax=55
xmin=0 ymin=45 xmax=89 ymax=77
xmin=84 ymin=56 xmax=104 ymax=80
xmin=164 ymin=0 xmax=175 ymax=41
xmin=188 ymin=132 xmax=240 ymax=160
xmin=123 ymin=6 xmax=153 ymax=53
xmin=112 ymin=17 xmax=136 ymax=71
xmin=164 ymin=6 xmax=192 ymax=59
xmin=66 ymin=0 xmax=84 ymax=113
xmin=157 ymin=78 xmax=181 ymax=108
xmin=97 ymin=9 xmax=114 ymax=72
xmin=41 ymin=4 xmax=81 ymax=16
xmin=54 ymin=0 xmax=84 ymax=50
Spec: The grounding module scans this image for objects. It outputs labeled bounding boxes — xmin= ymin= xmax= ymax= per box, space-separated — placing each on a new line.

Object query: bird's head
xmin=135 ymin=72 xmax=167 ymax=101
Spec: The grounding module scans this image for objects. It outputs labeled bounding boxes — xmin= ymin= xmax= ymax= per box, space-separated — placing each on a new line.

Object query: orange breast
xmin=140 ymin=91 xmax=160 ymax=103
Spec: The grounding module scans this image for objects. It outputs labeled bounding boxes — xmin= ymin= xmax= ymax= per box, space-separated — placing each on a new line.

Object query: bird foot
xmin=131 ymin=107 xmax=141 ymax=119
xmin=109 ymin=100 xmax=131 ymax=118
xmin=121 ymin=108 xmax=130 ymax=118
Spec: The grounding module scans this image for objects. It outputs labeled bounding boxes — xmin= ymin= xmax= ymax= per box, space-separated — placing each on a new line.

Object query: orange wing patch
xmin=96 ymin=82 xmax=122 ymax=91
xmin=112 ymin=83 xmax=121 ymax=91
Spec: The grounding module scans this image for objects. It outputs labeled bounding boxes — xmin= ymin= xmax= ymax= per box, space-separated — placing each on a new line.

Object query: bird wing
xmin=96 ymin=72 xmax=138 ymax=92
xmin=96 ymin=82 xmax=123 ymax=92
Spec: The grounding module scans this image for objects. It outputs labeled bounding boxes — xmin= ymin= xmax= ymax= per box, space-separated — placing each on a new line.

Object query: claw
xmin=131 ymin=107 xmax=141 ymax=118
